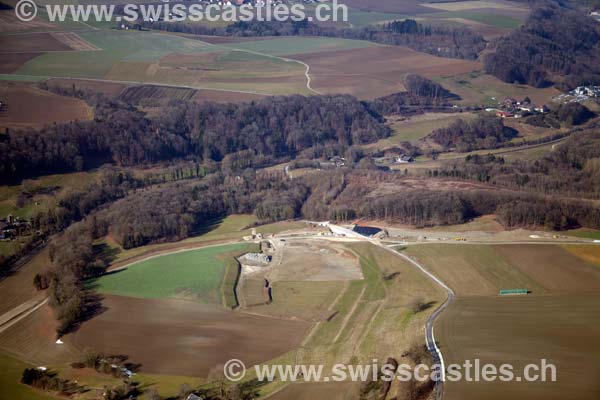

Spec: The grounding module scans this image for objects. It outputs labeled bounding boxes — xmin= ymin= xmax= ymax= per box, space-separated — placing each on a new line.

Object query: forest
xmin=526 ymin=102 xmax=596 ymax=128
xmin=485 ymin=3 xmax=600 ymax=89
xmin=0 ymin=74 xmax=470 ymax=184
xmin=428 ymin=116 xmax=518 ymax=152
xmin=0 ymin=93 xmax=389 ymax=183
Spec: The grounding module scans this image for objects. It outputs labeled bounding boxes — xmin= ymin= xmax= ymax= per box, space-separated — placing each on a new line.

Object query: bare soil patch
xmin=50 ymin=32 xmax=99 ymax=51
xmin=0 ymin=304 xmax=79 ymax=365
xmin=0 ymin=82 xmax=92 ymax=131
xmin=0 ymin=11 xmax=57 ymax=33
xmin=493 ymin=244 xmax=600 ymax=293
xmin=269 ymin=240 xmax=363 ymax=282
xmin=66 ymin=295 xmax=310 ymax=377
xmin=292 ymin=46 xmax=480 ymax=99
xmin=0 ymin=33 xmax=72 ymax=53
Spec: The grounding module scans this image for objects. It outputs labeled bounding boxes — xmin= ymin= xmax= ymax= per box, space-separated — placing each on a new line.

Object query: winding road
xmin=386 ymin=246 xmax=454 ymax=400
xmin=327 ymin=223 xmax=454 ymax=399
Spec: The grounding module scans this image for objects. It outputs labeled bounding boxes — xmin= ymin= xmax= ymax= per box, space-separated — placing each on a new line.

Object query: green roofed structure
xmin=499 ymin=289 xmax=528 ymax=295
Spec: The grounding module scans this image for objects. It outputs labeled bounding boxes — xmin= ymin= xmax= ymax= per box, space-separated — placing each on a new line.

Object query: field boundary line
xmin=300 ymin=280 xmax=349 ymax=347
xmin=333 ymin=285 xmax=366 ymax=343
xmin=0 ymin=75 xmax=275 ymax=96
xmin=179 ymin=35 xmax=321 ymax=95
xmin=106 ymin=240 xmax=243 ymax=273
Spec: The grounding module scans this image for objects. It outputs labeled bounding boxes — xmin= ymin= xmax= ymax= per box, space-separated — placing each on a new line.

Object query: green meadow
xmin=88 ymin=242 xmax=254 ymax=304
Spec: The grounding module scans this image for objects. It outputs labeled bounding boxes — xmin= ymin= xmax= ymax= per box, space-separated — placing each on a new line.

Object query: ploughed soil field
xmin=438 ymin=293 xmax=600 ymax=400
xmin=493 ymin=244 xmax=600 ymax=292
xmin=0 ymin=82 xmax=92 ymax=130
xmin=291 ymin=46 xmax=481 ymax=99
xmin=411 ymin=243 xmax=600 ymax=400
xmin=66 ymin=294 xmax=310 ymax=377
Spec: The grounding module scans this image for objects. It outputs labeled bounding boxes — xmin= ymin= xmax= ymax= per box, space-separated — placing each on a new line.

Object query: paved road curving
xmin=326 ymin=223 xmax=454 ymax=398
xmin=382 ymin=246 xmax=454 ymax=400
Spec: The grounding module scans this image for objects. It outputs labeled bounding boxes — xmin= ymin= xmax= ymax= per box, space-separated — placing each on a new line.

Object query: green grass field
xmin=428 ymin=11 xmax=522 ymax=29
xmin=10 ymin=31 xmax=378 ymax=94
xmin=435 ymin=71 xmax=560 ymax=107
xmin=88 ymin=243 xmax=254 ymax=304
xmin=15 ymin=30 xmax=213 ymax=79
xmin=403 ymin=244 xmax=546 ymax=296
xmin=0 ymin=352 xmax=57 ymax=400
xmin=389 ymin=113 xmax=476 ymax=143
xmin=345 ymin=8 xmax=406 ymax=27
xmin=0 ymin=171 xmax=98 ymax=219
xmin=220 ymin=36 xmax=380 ymax=56
xmin=302 ymin=4 xmax=405 ymax=27
xmin=105 ymin=215 xmax=303 ymax=264
xmin=565 ymin=228 xmax=600 ymax=240
xmin=221 ymin=256 xmax=241 ymax=308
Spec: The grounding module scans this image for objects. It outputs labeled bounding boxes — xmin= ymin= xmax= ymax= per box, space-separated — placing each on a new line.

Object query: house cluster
xmin=328 ymin=156 xmax=346 ymax=168
xmin=373 ymin=145 xmax=416 ymax=167
xmin=486 ymin=97 xmax=548 ymax=118
xmin=553 ymin=85 xmax=600 ymax=104
xmin=374 ymin=154 xmax=414 ymax=165
xmin=0 ymin=214 xmax=31 ymax=241
xmin=242 ymin=227 xmax=264 ymax=241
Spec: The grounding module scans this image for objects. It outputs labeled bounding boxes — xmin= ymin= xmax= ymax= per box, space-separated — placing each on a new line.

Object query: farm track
xmin=0 ymin=297 xmax=48 ymax=335
xmin=204 ymin=42 xmax=321 ymax=95
xmin=300 ymin=280 xmax=350 ymax=347
xmin=332 ymin=285 xmax=366 ymax=343
xmin=326 ymin=223 xmax=453 ymax=399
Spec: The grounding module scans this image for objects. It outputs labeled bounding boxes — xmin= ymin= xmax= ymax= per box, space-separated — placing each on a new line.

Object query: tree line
xmin=148 ymin=17 xmax=486 ymax=60
xmin=436 ymin=127 xmax=600 ymax=199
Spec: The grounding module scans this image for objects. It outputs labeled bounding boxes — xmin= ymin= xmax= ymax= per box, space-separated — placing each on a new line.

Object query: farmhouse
xmin=395 ymin=155 xmax=414 ymax=164
xmin=496 ymin=111 xmax=514 ymax=118
xmin=329 ymin=156 xmax=346 ymax=168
